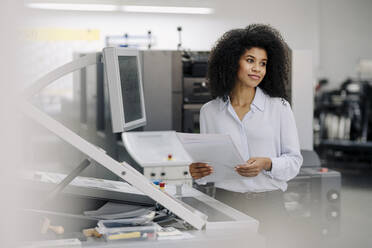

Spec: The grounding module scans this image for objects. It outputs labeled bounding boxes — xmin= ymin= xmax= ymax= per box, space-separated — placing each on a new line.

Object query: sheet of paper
xmin=176 ymin=133 xmax=246 ymax=183
xmin=84 ymin=202 xmax=154 ymax=220
xmin=33 ymin=171 xmax=143 ymax=195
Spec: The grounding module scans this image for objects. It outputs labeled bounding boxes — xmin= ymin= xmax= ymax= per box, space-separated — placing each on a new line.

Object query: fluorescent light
xmin=121 ymin=5 xmax=213 ymax=15
xmin=26 ymin=3 xmax=118 ymax=11
xmin=25 ymin=2 xmax=214 ymax=14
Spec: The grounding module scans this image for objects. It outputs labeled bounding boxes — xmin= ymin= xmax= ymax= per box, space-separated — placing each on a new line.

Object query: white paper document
xmin=176 ymin=133 xmax=246 ymax=182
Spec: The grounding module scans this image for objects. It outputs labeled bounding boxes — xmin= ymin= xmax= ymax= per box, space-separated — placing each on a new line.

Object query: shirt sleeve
xmin=195 ymin=105 xmax=208 ymax=185
xmin=199 ymin=105 xmax=207 ymax=134
xmin=269 ymin=100 xmax=303 ymax=181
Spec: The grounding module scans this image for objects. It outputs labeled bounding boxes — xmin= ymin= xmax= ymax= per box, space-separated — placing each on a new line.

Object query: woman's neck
xmin=230 ymin=84 xmax=256 ymax=107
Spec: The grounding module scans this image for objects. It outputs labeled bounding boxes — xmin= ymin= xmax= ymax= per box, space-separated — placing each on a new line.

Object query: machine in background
xmin=73 ymin=50 xmax=211 ymax=185
xmin=182 ymin=51 xmax=211 ymax=133
xmin=285 ymin=150 xmax=341 ymax=237
xmin=314 ymin=79 xmax=372 ymax=168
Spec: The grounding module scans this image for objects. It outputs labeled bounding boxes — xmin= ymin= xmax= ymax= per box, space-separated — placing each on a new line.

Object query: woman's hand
xmin=235 ymin=157 xmax=272 ymax=177
xmin=189 ymin=163 xmax=213 ymax=179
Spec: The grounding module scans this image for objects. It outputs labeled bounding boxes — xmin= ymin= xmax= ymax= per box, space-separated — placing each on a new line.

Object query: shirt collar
xmin=218 ymin=87 xmax=266 ymax=112
xmin=252 ymin=87 xmax=266 ymax=112
xmin=218 ymin=96 xmax=230 ymax=111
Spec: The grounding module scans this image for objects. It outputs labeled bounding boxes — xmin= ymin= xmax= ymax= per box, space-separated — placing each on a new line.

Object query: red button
xmin=319 ymin=168 xmax=328 ymax=173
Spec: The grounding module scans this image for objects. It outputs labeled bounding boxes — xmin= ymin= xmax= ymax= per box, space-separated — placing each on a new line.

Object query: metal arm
xmin=44 ymin=159 xmax=91 ymax=206
xmin=24 ymin=53 xmax=101 ymax=99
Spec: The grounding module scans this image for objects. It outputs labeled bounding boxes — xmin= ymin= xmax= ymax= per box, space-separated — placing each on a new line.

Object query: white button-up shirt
xmin=197 ymin=87 xmax=303 ymax=193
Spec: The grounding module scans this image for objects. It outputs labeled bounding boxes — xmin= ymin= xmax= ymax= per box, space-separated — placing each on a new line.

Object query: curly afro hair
xmin=207 ymin=24 xmax=290 ymax=101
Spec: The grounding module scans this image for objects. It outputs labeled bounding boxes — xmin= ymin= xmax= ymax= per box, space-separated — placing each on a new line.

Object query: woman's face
xmin=236 ymin=47 xmax=267 ymax=88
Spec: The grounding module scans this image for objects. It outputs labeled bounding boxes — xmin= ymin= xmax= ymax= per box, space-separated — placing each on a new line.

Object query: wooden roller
xmin=41 ymin=217 xmax=64 ymax=235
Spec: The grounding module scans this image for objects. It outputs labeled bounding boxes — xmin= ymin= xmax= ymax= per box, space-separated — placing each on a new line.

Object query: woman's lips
xmin=248 ymin=74 xmax=260 ymax=80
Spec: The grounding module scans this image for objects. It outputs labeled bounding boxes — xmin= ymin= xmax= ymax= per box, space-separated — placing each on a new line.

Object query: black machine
xmin=315 ymin=79 xmax=372 ymax=168
xmin=181 ymin=51 xmax=211 ymax=133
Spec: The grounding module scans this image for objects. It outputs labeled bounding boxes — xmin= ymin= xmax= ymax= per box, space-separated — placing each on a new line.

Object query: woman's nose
xmin=252 ymin=63 xmax=260 ymax=72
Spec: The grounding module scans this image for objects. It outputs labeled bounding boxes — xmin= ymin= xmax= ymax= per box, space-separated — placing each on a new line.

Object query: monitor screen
xmin=118 ymin=56 xmax=143 ymax=123
xmin=103 ymin=47 xmax=146 ymax=133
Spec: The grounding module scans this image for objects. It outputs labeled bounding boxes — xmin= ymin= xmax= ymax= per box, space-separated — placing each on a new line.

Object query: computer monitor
xmin=103 ymin=47 xmax=146 ymax=133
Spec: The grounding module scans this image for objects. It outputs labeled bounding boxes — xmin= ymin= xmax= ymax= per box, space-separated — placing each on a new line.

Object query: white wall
xmin=25 ymin=0 xmax=320 ymax=72
xmin=24 ymin=0 xmax=372 ymax=90
xmin=292 ymin=50 xmax=314 ymax=150
xmin=319 ymin=0 xmax=372 ymax=89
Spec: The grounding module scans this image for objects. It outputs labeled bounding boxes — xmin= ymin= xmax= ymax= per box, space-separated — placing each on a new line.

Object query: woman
xmin=189 ymin=24 xmax=303 ymax=232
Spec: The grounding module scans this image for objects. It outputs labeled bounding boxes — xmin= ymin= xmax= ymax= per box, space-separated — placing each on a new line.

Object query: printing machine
xmin=20 ymin=171 xmax=264 ymax=247
xmin=19 ymin=148 xmax=341 ymax=247
xmin=20 ymin=47 xmax=264 ymax=247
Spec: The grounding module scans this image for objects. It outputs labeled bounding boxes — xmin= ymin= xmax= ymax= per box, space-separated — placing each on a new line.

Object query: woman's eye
xmin=246 ymin=58 xmax=254 ymax=63
xmin=260 ymin=62 xmax=267 ymax=67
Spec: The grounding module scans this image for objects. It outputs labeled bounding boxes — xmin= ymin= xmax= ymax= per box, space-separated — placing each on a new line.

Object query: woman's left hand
xmin=235 ymin=157 xmax=272 ymax=177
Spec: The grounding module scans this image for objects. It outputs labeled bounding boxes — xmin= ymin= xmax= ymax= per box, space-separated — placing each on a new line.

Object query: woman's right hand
xmin=189 ymin=163 xmax=213 ymax=179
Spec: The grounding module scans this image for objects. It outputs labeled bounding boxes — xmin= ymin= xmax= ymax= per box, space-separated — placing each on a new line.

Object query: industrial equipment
xmin=315 ymin=79 xmax=372 ymax=168
xmin=20 ymin=47 xmax=262 ymax=247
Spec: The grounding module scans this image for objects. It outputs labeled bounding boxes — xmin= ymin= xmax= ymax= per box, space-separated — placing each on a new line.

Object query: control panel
xmin=143 ymin=165 xmax=192 ymax=186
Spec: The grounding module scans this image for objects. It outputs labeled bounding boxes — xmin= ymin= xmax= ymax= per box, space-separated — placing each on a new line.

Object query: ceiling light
xmin=26 ymin=3 xmax=118 ymax=11
xmin=121 ymin=5 xmax=213 ymax=14
xmin=25 ymin=2 xmax=214 ymax=15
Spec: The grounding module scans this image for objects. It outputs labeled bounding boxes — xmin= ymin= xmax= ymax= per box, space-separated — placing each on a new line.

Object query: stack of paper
xmin=84 ymin=202 xmax=154 ymax=220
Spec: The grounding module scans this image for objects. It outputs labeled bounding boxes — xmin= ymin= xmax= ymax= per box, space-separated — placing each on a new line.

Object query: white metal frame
xmin=102 ymin=47 xmax=147 ymax=133
xmin=21 ymin=50 xmax=207 ymax=230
